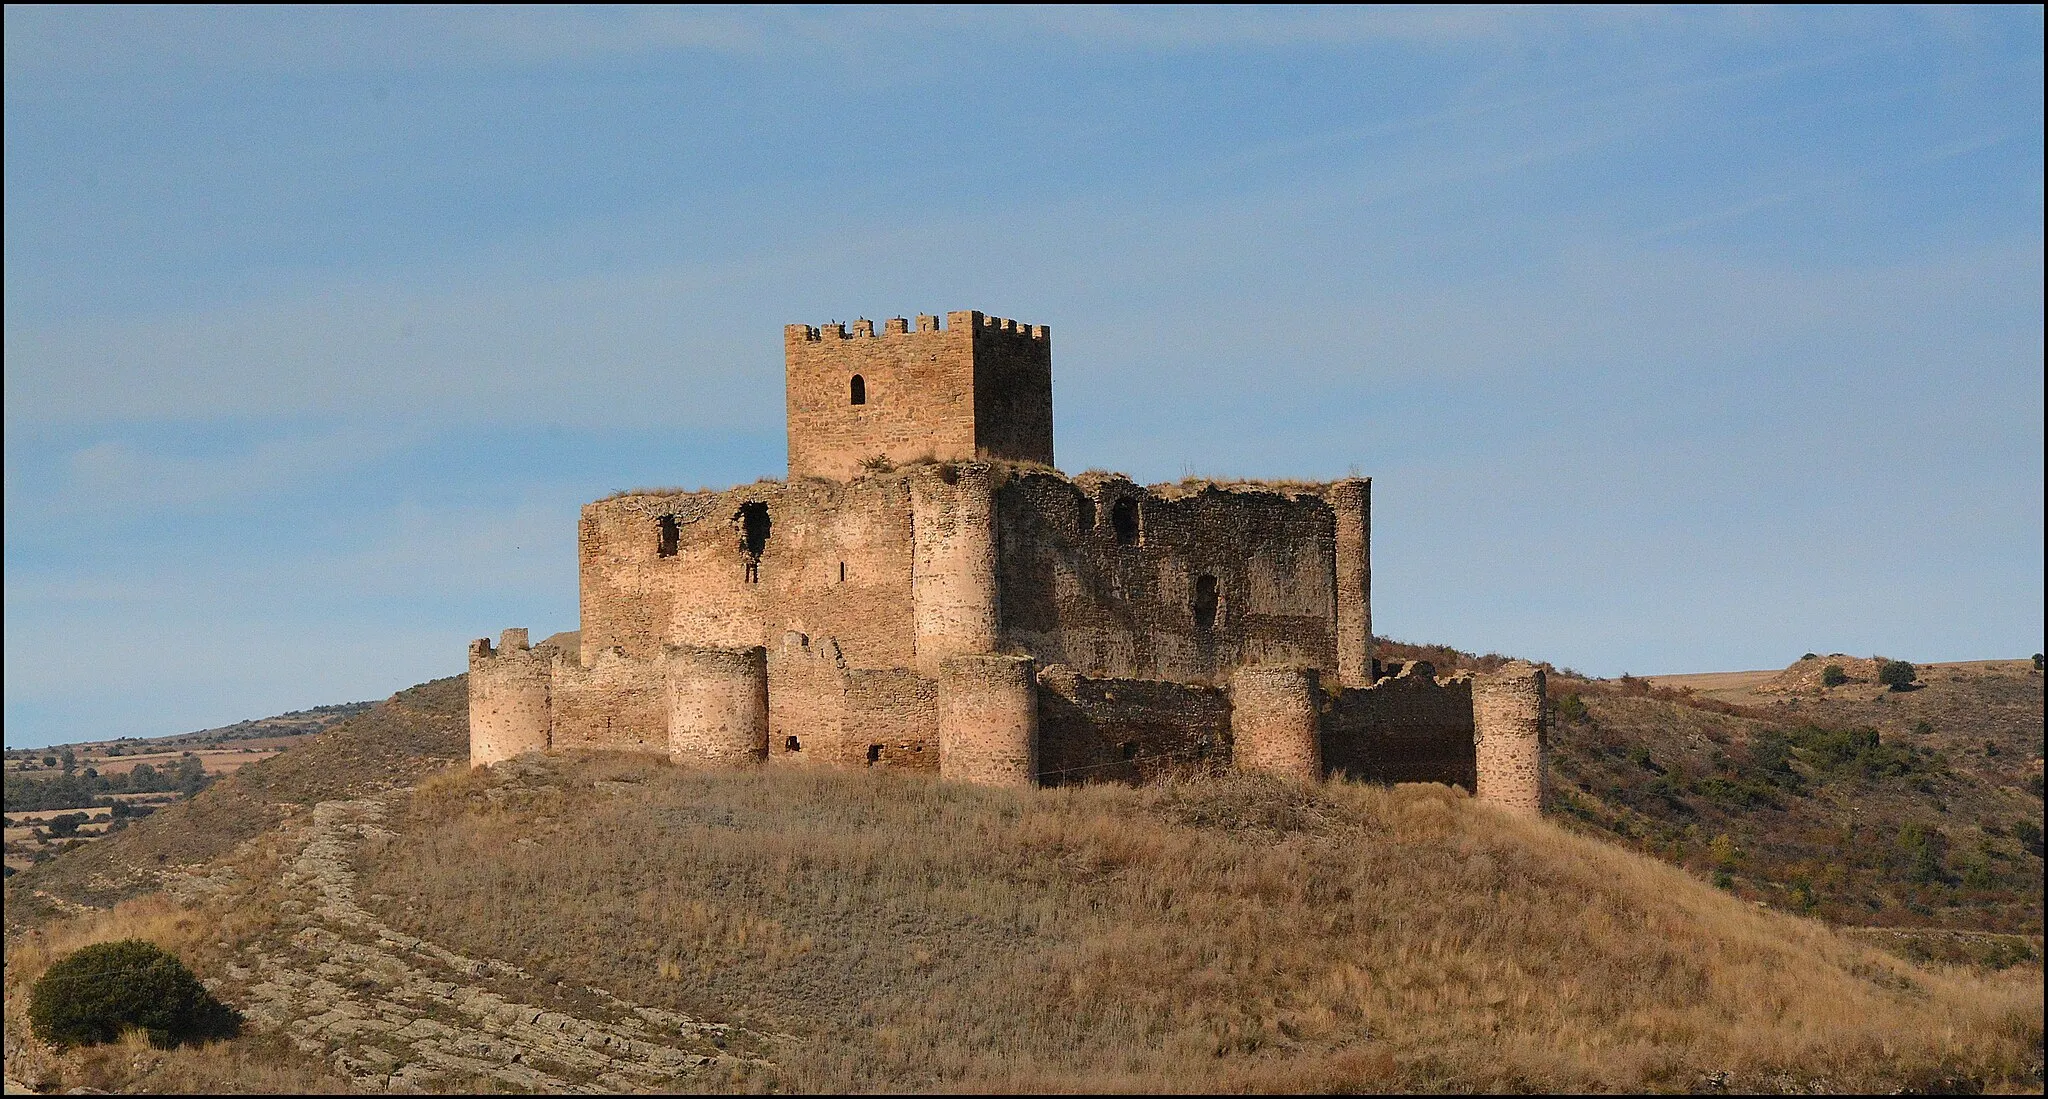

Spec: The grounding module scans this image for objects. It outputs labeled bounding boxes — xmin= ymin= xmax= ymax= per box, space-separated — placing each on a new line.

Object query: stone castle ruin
xmin=469 ymin=310 xmax=1545 ymax=811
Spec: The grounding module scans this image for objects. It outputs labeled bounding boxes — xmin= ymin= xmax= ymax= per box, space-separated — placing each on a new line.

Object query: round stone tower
xmin=665 ymin=644 xmax=770 ymax=765
xmin=938 ymin=653 xmax=1037 ymax=787
xmin=911 ymin=462 xmax=1000 ymax=676
xmin=1230 ymin=664 xmax=1322 ymax=781
xmin=468 ymin=629 xmax=550 ymax=767
xmin=1473 ymin=660 xmax=1546 ymax=814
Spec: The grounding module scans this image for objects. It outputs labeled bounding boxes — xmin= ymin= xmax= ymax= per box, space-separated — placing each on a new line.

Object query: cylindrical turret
xmin=666 ymin=644 xmax=769 ymax=765
xmin=938 ymin=653 xmax=1037 ymax=787
xmin=1231 ymin=665 xmax=1322 ymax=781
xmin=469 ymin=634 xmax=551 ymax=767
xmin=1474 ymin=660 xmax=1546 ymax=814
xmin=1328 ymin=478 xmax=1372 ymax=688
xmin=912 ymin=463 xmax=1000 ymax=676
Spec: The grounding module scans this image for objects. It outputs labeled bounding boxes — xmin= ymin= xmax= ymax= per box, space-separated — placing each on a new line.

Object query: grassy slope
xmin=1544 ymin=667 xmax=2045 ymax=940
xmin=356 ymin=753 xmax=2040 ymax=1093
xmin=2 ymin=676 xmax=466 ymax=934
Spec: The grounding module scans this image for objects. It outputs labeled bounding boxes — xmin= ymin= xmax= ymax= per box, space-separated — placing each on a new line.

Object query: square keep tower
xmin=784 ymin=310 xmax=1053 ymax=480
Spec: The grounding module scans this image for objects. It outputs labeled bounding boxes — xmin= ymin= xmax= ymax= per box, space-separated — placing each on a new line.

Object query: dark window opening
xmin=736 ymin=501 xmax=770 ymax=583
xmin=1120 ymin=742 xmax=1138 ymax=761
xmin=867 ymin=744 xmax=882 ymax=765
xmin=656 ymin=515 xmax=679 ymax=558
xmin=786 ymin=735 xmax=801 ymax=753
xmin=1192 ymin=574 xmax=1219 ymax=630
xmin=1110 ymin=498 xmax=1139 ymax=545
xmin=850 ymin=374 xmax=867 ymax=405
xmin=1077 ymin=497 xmax=1096 ymax=531
xmin=839 ymin=561 xmax=846 ymax=583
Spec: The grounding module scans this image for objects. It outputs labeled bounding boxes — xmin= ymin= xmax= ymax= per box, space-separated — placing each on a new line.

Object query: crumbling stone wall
xmin=765 ymin=632 xmax=939 ymax=771
xmin=549 ymin=648 xmax=665 ymax=754
xmin=1321 ymin=665 xmax=1478 ymax=792
xmin=785 ymin=312 xmax=1051 ymax=481
xmin=995 ymin=471 xmax=1340 ymax=682
xmin=578 ymin=476 xmax=918 ymax=672
xmin=1035 ymin=665 xmax=1231 ymax=785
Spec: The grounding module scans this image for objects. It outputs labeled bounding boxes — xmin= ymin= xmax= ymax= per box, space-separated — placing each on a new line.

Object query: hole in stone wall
xmin=1077 ymin=496 xmax=1096 ymax=531
xmin=736 ymin=502 xmax=771 ymax=583
xmin=867 ymin=744 xmax=882 ymax=765
xmin=1111 ymin=497 xmax=1139 ymax=545
xmin=656 ymin=515 xmax=679 ymax=558
xmin=1192 ymin=574 xmax=1219 ymax=630
xmin=850 ymin=374 xmax=866 ymax=405
xmin=786 ymin=735 xmax=802 ymax=753
xmin=1120 ymin=741 xmax=1138 ymax=761
xmin=839 ymin=561 xmax=846 ymax=583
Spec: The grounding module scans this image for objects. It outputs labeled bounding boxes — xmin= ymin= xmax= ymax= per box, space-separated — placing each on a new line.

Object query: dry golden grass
xmin=362 ymin=755 xmax=2044 ymax=1093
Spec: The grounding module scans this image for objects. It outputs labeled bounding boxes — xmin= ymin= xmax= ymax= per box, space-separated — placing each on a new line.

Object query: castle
xmin=468 ymin=310 xmax=1545 ymax=810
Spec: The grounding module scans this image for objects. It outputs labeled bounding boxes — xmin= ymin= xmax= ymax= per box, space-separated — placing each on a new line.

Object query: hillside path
xmin=230 ymin=792 xmax=775 ymax=1092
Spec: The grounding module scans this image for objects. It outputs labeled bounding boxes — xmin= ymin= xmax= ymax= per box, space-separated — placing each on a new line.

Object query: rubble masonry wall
xmin=995 ymin=472 xmax=1342 ymax=683
xmin=1034 ymin=664 xmax=1231 ymax=785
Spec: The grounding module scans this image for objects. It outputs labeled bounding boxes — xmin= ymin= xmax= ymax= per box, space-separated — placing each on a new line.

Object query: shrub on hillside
xmin=1878 ymin=660 xmax=1917 ymax=691
xmin=1820 ymin=665 xmax=1848 ymax=688
xmin=27 ymin=940 xmax=240 ymax=1049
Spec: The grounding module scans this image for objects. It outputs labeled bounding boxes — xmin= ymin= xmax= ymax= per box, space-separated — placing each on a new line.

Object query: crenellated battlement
xmin=786 ymin=311 xmax=1049 ymax=343
xmin=785 ymin=307 xmax=1054 ymax=480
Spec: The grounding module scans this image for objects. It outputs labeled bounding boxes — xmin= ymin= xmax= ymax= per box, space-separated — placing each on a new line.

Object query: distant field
xmin=2 ymin=700 xmax=372 ymax=875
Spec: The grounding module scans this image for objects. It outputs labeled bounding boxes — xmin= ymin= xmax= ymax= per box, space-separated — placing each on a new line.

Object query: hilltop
xmin=4 ymin=651 xmax=2042 ymax=1092
xmin=8 ymin=751 xmax=2040 ymax=1093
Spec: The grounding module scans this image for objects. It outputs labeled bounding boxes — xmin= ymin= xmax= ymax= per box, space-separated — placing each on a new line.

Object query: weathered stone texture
xmin=1035 ymin=664 xmax=1230 ymax=785
xmin=1321 ymin=665 xmax=1478 ymax=791
xmin=995 ymin=472 xmax=1338 ymax=683
xmin=550 ymin=648 xmax=664 ymax=753
xmin=578 ymin=476 xmax=916 ymax=671
xmin=1328 ymin=478 xmax=1373 ymax=687
xmin=665 ymin=644 xmax=768 ymax=765
xmin=938 ymin=654 xmax=1038 ymax=787
xmin=467 ymin=635 xmax=550 ymax=767
xmin=766 ymin=632 xmax=939 ymax=771
xmin=912 ymin=462 xmax=1000 ymax=675
xmin=785 ymin=311 xmax=1051 ymax=481
xmin=1229 ymin=665 xmax=1322 ymax=781
xmin=1473 ymin=660 xmax=1546 ymax=814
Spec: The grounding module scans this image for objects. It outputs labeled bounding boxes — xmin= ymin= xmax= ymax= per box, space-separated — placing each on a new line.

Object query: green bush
xmin=1820 ymin=664 xmax=1848 ymax=688
xmin=1877 ymin=660 xmax=1916 ymax=691
xmin=28 ymin=940 xmax=240 ymax=1049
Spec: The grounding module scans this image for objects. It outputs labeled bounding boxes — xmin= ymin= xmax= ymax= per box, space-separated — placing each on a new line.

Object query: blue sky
xmin=5 ymin=6 xmax=2042 ymax=749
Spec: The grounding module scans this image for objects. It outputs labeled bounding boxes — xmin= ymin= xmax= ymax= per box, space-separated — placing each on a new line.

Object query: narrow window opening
xmin=1192 ymin=574 xmax=1219 ymax=630
xmin=839 ymin=561 xmax=847 ymax=583
xmin=1110 ymin=497 xmax=1139 ymax=545
xmin=736 ymin=501 xmax=770 ymax=583
xmin=786 ymin=735 xmax=802 ymax=753
xmin=656 ymin=515 xmax=679 ymax=558
xmin=1077 ymin=497 xmax=1096 ymax=532
xmin=1120 ymin=741 xmax=1138 ymax=761
xmin=850 ymin=374 xmax=867 ymax=405
xmin=867 ymin=744 xmax=882 ymax=766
